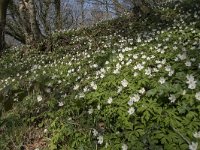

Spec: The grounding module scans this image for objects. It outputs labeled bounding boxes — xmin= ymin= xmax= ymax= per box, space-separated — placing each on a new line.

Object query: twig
xmin=171 ymin=126 xmax=190 ymax=145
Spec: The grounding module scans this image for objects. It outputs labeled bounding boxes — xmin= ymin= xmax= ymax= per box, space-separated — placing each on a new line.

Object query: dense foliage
xmin=0 ymin=0 xmax=200 ymax=149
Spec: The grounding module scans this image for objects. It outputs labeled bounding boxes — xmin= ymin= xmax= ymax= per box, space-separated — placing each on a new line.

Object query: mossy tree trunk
xmin=54 ymin=0 xmax=62 ymax=30
xmin=28 ymin=0 xmax=43 ymax=42
xmin=0 ymin=0 xmax=10 ymax=53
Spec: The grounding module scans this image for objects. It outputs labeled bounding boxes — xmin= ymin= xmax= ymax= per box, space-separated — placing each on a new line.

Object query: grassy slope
xmin=0 ymin=0 xmax=200 ymax=149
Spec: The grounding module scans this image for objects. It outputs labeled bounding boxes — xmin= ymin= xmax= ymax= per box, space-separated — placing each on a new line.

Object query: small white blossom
xmin=153 ymin=68 xmax=159 ymax=72
xmin=128 ymin=107 xmax=135 ymax=115
xmin=73 ymin=84 xmax=79 ymax=90
xmin=159 ymin=77 xmax=166 ymax=84
xmin=92 ymin=129 xmax=98 ymax=136
xmin=130 ymin=94 xmax=140 ymax=102
xmin=121 ymin=79 xmax=128 ymax=87
xmin=79 ymin=93 xmax=85 ymax=98
xmin=116 ymin=63 xmax=122 ymax=70
xmin=137 ymin=37 xmax=141 ymax=43
xmin=83 ymin=87 xmax=89 ymax=92
xmin=93 ymin=64 xmax=98 ymax=68
xmin=44 ymin=129 xmax=48 ymax=133
xmin=97 ymin=135 xmax=104 ymax=144
xmin=169 ymin=94 xmax=176 ymax=103
xmin=165 ymin=66 xmax=172 ymax=72
xmin=133 ymin=54 xmax=138 ymax=59
xmin=157 ymin=64 xmax=162 ymax=68
xmin=122 ymin=144 xmax=128 ymax=150
xmin=134 ymin=72 xmax=138 ymax=77
xmin=188 ymin=81 xmax=196 ymax=89
xmin=119 ymin=53 xmax=124 ymax=61
xmin=37 ymin=95 xmax=43 ymax=102
xmin=195 ymin=92 xmax=200 ymax=101
xmin=136 ymin=63 xmax=144 ymax=70
xmin=185 ymin=61 xmax=192 ymax=67
xmin=91 ymin=81 xmax=97 ymax=90
xmin=186 ymin=74 xmax=197 ymax=90
xmin=186 ymin=74 xmax=195 ymax=82
xmin=189 ymin=142 xmax=198 ymax=150
xmin=97 ymin=105 xmax=101 ymax=110
xmin=178 ymin=53 xmax=187 ymax=60
xmin=193 ymin=131 xmax=200 ymax=138
xmin=88 ymin=108 xmax=93 ymax=114
xmin=113 ymin=69 xmax=120 ymax=74
xmin=58 ymin=101 xmax=64 ymax=107
xmin=128 ymin=99 xmax=133 ymax=106
xmin=107 ymin=97 xmax=113 ymax=104
xmin=168 ymin=69 xmax=174 ymax=76
xmin=139 ymin=88 xmax=145 ymax=94
xmin=145 ymin=68 xmax=152 ymax=76
xmin=105 ymin=142 xmax=109 ymax=148
xmin=182 ymin=90 xmax=186 ymax=95
xmin=117 ymin=86 xmax=123 ymax=93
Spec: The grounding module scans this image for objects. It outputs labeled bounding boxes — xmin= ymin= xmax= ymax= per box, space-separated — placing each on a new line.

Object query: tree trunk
xmin=18 ymin=0 xmax=32 ymax=44
xmin=40 ymin=0 xmax=51 ymax=35
xmin=112 ymin=0 xmax=126 ymax=15
xmin=0 ymin=0 xmax=10 ymax=52
xmin=28 ymin=0 xmax=42 ymax=42
xmin=131 ymin=0 xmax=150 ymax=16
xmin=54 ymin=0 xmax=62 ymax=30
xmin=80 ymin=0 xmax=85 ymax=26
xmin=104 ymin=0 xmax=109 ymax=19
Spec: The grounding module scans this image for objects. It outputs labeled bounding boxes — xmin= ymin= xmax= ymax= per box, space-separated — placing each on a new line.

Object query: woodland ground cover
xmin=0 ymin=0 xmax=200 ymax=149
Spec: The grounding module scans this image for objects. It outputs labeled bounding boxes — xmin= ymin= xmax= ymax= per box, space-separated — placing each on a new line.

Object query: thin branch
xmin=171 ymin=126 xmax=190 ymax=145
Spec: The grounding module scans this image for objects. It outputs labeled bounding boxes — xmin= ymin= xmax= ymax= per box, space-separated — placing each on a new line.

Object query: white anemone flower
xmin=195 ymin=92 xmax=200 ymax=101
xmin=189 ymin=142 xmax=198 ymax=150
xmin=121 ymin=79 xmax=128 ymax=87
xmin=193 ymin=131 xmax=200 ymax=138
xmin=107 ymin=97 xmax=113 ymax=104
xmin=128 ymin=107 xmax=135 ymax=115
xmin=37 ymin=95 xmax=43 ymax=102
xmin=97 ymin=135 xmax=103 ymax=144
xmin=122 ymin=144 xmax=128 ymax=150
xmin=159 ymin=77 xmax=166 ymax=84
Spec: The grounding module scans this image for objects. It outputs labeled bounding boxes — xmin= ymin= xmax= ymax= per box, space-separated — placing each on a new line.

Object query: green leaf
xmin=146 ymin=89 xmax=157 ymax=97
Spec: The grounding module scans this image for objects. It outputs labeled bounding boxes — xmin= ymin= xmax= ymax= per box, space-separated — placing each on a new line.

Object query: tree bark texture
xmin=112 ymin=0 xmax=126 ymax=15
xmin=28 ymin=0 xmax=42 ymax=42
xmin=0 ymin=0 xmax=10 ymax=52
xmin=54 ymin=0 xmax=62 ymax=30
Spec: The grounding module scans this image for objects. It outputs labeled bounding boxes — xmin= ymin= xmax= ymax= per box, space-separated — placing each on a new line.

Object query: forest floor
xmin=0 ymin=0 xmax=200 ymax=149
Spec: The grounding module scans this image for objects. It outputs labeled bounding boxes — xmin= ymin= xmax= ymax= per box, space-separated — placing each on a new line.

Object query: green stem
xmin=171 ymin=126 xmax=190 ymax=145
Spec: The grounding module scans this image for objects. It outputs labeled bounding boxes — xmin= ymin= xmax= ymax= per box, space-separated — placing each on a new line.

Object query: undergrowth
xmin=0 ymin=0 xmax=200 ymax=149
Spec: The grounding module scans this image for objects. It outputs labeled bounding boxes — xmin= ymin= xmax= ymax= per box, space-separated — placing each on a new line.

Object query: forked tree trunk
xmin=0 ymin=0 xmax=10 ymax=53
